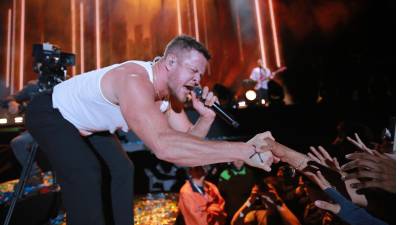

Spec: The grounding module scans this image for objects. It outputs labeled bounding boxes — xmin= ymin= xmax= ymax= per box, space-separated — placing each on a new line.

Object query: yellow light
xmin=238 ymin=101 xmax=247 ymax=108
xmin=14 ymin=116 xmax=23 ymax=123
xmin=245 ymin=90 xmax=257 ymax=101
xmin=0 ymin=118 xmax=8 ymax=124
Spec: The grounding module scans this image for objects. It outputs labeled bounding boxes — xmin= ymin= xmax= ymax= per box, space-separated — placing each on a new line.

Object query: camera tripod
xmin=3 ymin=142 xmax=40 ymax=225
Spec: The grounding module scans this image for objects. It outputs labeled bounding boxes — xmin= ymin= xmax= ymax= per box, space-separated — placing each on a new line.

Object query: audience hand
xmin=307 ymin=146 xmax=340 ymax=172
xmin=308 ymin=146 xmax=368 ymax=206
xmin=306 ymin=171 xmax=341 ymax=214
xmin=346 ymin=133 xmax=375 ymax=154
xmin=341 ymin=151 xmax=395 ymax=193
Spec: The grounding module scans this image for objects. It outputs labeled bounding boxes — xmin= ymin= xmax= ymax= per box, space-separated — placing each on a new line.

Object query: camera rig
xmin=32 ymin=43 xmax=75 ymax=92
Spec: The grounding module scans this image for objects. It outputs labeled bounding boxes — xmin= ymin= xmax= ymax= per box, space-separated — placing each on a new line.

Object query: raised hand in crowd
xmin=307 ymin=145 xmax=368 ymax=206
xmin=307 ymin=171 xmax=388 ymax=225
xmin=307 ymin=146 xmax=340 ymax=172
xmin=346 ymin=133 xmax=376 ymax=154
xmin=343 ymin=133 xmax=395 ymax=193
xmin=260 ymin=184 xmax=301 ymax=225
xmin=341 ymin=151 xmax=395 ymax=193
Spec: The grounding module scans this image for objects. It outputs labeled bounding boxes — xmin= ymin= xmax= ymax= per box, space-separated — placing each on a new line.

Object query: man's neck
xmin=152 ymin=60 xmax=170 ymax=100
xmin=192 ymin=177 xmax=204 ymax=187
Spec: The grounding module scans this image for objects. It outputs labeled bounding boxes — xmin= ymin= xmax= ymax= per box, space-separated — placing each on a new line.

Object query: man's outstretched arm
xmin=115 ymin=69 xmax=273 ymax=170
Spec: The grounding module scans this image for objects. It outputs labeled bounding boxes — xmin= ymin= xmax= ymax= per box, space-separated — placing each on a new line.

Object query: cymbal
xmin=242 ymin=79 xmax=257 ymax=89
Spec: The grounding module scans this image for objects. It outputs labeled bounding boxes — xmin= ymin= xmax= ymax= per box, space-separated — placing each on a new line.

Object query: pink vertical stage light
xmin=268 ymin=0 xmax=281 ymax=67
xmin=80 ymin=1 xmax=85 ymax=73
xmin=201 ymin=0 xmax=211 ymax=75
xmin=18 ymin=0 xmax=26 ymax=90
xmin=71 ymin=0 xmax=77 ymax=75
xmin=254 ymin=0 xmax=267 ymax=68
xmin=192 ymin=0 xmax=199 ymax=41
xmin=10 ymin=0 xmax=16 ymax=93
xmin=6 ymin=9 xmax=12 ymax=88
xmin=186 ymin=0 xmax=192 ymax=36
xmin=235 ymin=11 xmax=244 ymax=62
xmin=176 ymin=0 xmax=182 ymax=35
xmin=95 ymin=0 xmax=101 ymax=69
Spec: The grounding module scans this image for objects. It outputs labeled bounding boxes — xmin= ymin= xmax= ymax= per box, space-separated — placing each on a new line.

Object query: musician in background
xmin=5 ymin=80 xmax=43 ymax=185
xmin=249 ymin=59 xmax=272 ymax=101
xmin=249 ymin=59 xmax=286 ymax=102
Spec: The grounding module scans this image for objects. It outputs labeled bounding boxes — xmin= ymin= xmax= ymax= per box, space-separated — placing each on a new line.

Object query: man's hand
xmin=190 ymin=86 xmax=217 ymax=119
xmin=245 ymin=131 xmax=277 ymax=171
xmin=207 ymin=203 xmax=224 ymax=215
xmin=8 ymin=101 xmax=20 ymax=115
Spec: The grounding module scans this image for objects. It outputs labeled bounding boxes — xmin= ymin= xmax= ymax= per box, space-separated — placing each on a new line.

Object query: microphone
xmin=193 ymin=86 xmax=240 ymax=128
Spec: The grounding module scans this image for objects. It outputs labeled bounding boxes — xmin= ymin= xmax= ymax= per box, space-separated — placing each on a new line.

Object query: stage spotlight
xmin=14 ymin=116 xmax=23 ymax=124
xmin=238 ymin=101 xmax=247 ymax=109
xmin=0 ymin=118 xmax=7 ymax=124
xmin=245 ymin=90 xmax=257 ymax=101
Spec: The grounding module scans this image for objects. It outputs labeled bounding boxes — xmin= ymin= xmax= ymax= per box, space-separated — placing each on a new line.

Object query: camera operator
xmin=4 ymin=79 xmax=44 ymax=185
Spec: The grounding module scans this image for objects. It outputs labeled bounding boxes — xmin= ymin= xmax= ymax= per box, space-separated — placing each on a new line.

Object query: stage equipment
xmin=1 ymin=143 xmax=60 ymax=225
xmin=245 ymin=90 xmax=257 ymax=101
xmin=32 ymin=43 xmax=75 ymax=92
xmin=241 ymin=79 xmax=257 ymax=90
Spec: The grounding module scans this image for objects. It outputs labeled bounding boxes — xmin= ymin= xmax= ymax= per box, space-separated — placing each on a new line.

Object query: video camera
xmin=32 ymin=43 xmax=75 ymax=91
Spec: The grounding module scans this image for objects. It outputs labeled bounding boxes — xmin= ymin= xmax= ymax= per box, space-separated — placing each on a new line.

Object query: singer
xmin=26 ymin=35 xmax=277 ymax=225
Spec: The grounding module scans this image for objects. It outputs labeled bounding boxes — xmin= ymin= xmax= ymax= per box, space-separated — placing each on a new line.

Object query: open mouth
xmin=184 ymin=85 xmax=194 ymax=91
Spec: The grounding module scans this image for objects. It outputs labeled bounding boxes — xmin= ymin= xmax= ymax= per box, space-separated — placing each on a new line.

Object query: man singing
xmin=26 ymin=35 xmax=276 ymax=225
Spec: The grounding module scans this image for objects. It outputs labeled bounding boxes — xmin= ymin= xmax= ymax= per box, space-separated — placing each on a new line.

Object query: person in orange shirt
xmin=179 ymin=166 xmax=227 ymax=225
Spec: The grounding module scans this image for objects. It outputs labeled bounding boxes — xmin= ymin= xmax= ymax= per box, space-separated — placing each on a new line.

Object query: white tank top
xmin=52 ymin=60 xmax=169 ymax=134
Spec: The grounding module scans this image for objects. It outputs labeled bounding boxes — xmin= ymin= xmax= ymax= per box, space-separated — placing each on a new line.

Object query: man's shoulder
xmin=179 ymin=181 xmax=193 ymax=194
xmin=114 ymin=61 xmax=149 ymax=77
xmin=204 ymin=180 xmax=218 ymax=189
xmin=109 ymin=62 xmax=152 ymax=87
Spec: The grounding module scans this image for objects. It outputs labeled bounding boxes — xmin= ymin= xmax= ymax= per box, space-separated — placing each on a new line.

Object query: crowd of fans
xmin=176 ymin=121 xmax=395 ymax=225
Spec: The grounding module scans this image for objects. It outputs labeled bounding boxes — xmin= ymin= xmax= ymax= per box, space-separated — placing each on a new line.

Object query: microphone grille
xmin=193 ymin=86 xmax=203 ymax=98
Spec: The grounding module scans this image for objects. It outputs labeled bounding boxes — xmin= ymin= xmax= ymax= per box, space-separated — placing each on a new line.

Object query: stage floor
xmin=0 ymin=173 xmax=179 ymax=225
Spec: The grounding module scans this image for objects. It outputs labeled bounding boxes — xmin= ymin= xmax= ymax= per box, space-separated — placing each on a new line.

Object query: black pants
xmin=26 ymin=93 xmax=134 ymax=225
xmin=257 ymin=88 xmax=268 ymax=101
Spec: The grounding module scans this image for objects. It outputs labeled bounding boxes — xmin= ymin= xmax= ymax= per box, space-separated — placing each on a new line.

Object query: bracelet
xmin=249 ymin=145 xmax=264 ymax=163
